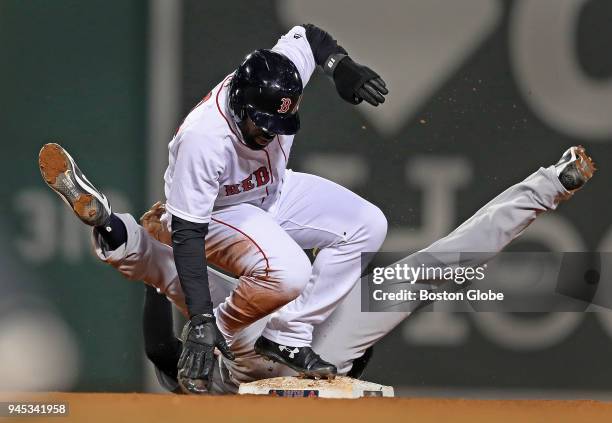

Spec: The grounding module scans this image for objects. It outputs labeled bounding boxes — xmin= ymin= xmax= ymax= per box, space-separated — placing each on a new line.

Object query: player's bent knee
xmin=271 ymin=253 xmax=312 ymax=300
xmin=362 ymin=204 xmax=388 ymax=249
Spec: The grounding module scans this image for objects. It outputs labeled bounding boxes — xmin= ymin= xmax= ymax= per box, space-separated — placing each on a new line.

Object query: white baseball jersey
xmin=164 ymin=26 xmax=316 ymax=224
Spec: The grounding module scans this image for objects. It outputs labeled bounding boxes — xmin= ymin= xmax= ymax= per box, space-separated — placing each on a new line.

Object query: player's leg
xmin=203 ymin=203 xmax=313 ymax=342
xmin=39 ymin=143 xmax=312 ymax=333
xmin=141 ymin=203 xmax=337 ymax=383
xmin=142 ymin=280 xmax=266 ymax=395
xmin=142 ymin=205 xmax=306 ymax=387
xmin=251 ymin=170 xmax=387 ymax=369
xmin=106 ymin=208 xmax=298 ymax=389
xmin=97 ymin=202 xmax=319 ymax=380
xmin=414 ymin=145 xmax=595 ymax=259
xmin=312 ymin=146 xmax=596 ymax=374
xmin=38 ymin=144 xmax=291 ymax=389
xmin=38 ymin=143 xmax=188 ymax=308
xmin=142 ymin=285 xmax=183 ymax=394
xmin=39 ymin=143 xmax=129 ymax=247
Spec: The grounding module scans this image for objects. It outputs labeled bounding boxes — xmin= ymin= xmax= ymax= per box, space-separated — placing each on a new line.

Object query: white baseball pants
xmin=93 ymin=165 xmax=568 ymax=392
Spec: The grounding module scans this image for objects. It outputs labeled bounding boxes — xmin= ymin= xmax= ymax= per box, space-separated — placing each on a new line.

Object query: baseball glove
xmin=140 ymin=201 xmax=172 ymax=246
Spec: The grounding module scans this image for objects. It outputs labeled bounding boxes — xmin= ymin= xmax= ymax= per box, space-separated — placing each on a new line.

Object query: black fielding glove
xmin=325 ymin=54 xmax=388 ymax=106
xmin=177 ymin=314 xmax=234 ymax=394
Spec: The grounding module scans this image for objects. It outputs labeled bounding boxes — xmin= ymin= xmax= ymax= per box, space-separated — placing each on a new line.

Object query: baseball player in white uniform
xmin=39 ymin=24 xmax=596 ymax=394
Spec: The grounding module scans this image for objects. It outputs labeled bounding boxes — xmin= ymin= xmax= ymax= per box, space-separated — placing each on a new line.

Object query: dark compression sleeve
xmin=302 ymin=23 xmax=348 ymax=67
xmin=171 ymin=215 xmax=213 ymax=317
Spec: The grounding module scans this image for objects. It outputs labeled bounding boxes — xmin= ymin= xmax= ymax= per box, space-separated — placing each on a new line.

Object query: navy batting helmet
xmin=229 ymin=49 xmax=303 ymax=135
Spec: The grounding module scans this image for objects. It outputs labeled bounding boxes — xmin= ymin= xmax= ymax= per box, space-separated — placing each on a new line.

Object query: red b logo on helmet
xmin=277 ymin=98 xmax=292 ymax=114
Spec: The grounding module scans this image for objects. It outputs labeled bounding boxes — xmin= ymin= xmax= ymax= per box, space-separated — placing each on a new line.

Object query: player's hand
xmin=177 ymin=314 xmax=234 ymax=394
xmin=140 ymin=201 xmax=172 ymax=246
xmin=328 ymin=55 xmax=388 ymax=106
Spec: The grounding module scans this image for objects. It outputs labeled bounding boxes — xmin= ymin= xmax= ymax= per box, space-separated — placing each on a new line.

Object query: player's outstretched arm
xmin=302 ymin=23 xmax=389 ymax=106
xmin=171 ymin=216 xmax=235 ymax=394
xmin=164 ymin=130 xmax=233 ymax=394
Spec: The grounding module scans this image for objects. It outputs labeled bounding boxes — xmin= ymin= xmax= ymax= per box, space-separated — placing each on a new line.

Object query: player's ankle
xmin=95 ymin=213 xmax=128 ymax=250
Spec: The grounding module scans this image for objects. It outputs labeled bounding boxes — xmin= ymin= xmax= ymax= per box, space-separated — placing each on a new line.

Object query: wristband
xmin=323 ymin=53 xmax=348 ymax=78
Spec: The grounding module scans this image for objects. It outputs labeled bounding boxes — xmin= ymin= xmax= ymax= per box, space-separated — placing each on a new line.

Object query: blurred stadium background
xmin=0 ymin=0 xmax=610 ymax=398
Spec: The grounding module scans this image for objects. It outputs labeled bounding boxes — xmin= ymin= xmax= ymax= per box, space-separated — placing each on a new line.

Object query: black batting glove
xmin=177 ymin=314 xmax=234 ymax=394
xmin=324 ymin=54 xmax=388 ymax=106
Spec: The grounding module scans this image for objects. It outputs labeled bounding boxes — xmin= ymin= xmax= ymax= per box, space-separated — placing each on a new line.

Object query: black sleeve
xmin=142 ymin=285 xmax=181 ymax=382
xmin=302 ymin=23 xmax=348 ymax=67
xmin=171 ymin=215 xmax=213 ymax=317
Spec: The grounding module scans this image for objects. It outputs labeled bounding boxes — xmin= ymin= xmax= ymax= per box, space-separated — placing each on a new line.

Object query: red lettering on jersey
xmin=277 ymin=98 xmax=292 ymax=114
xmin=254 ymin=166 xmax=270 ymax=187
xmin=225 ymin=167 xmax=270 ymax=196
xmin=225 ymin=184 xmax=240 ymax=196
xmin=241 ymin=175 xmax=255 ymax=192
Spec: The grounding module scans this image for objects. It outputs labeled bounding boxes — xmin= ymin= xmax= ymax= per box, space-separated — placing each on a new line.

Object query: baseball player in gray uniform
xmin=39 ymin=23 xmax=596 ymax=394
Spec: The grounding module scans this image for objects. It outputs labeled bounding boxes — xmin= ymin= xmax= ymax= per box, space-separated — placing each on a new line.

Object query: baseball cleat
xmin=254 ymin=336 xmax=337 ymax=379
xmin=555 ymin=145 xmax=596 ymax=192
xmin=39 ymin=143 xmax=111 ymax=227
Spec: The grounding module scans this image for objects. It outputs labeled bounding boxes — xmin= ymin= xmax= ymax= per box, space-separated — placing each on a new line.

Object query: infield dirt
xmin=2 ymin=392 xmax=612 ymax=423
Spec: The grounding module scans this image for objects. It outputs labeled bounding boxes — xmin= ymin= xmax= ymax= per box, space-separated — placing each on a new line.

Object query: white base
xmin=238 ymin=376 xmax=394 ymax=398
